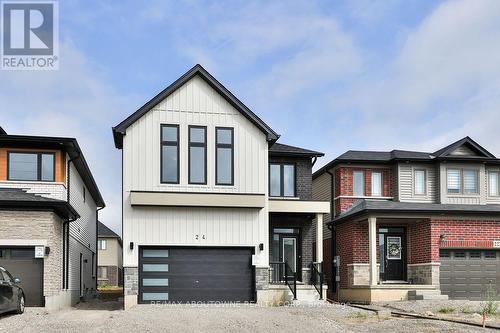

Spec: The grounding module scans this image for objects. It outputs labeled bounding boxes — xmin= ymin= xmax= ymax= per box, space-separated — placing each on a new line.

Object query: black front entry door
xmin=382 ymin=231 xmax=406 ymax=281
xmin=278 ymin=234 xmax=301 ymax=281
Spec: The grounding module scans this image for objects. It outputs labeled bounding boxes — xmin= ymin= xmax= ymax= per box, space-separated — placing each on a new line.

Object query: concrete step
xmin=408 ymin=289 xmax=449 ymax=300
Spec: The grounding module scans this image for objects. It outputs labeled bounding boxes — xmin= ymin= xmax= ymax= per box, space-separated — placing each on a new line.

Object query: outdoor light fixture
xmin=259 ymin=243 xmax=264 ymax=251
xmin=440 ymin=234 xmax=446 ymax=241
xmin=45 ymin=247 xmax=50 ymax=255
xmin=130 ymin=242 xmax=134 ymax=250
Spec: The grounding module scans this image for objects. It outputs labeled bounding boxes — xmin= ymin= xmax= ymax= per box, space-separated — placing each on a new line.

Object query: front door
xmin=379 ymin=228 xmax=406 ymax=281
xmin=279 ymin=234 xmax=301 ymax=280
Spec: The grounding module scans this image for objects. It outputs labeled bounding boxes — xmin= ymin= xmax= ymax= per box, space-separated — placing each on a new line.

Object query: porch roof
xmin=328 ymin=199 xmax=500 ymax=225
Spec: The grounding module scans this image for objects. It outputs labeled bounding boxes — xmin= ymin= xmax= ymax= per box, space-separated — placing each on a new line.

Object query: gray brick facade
xmin=269 ymin=156 xmax=312 ymax=200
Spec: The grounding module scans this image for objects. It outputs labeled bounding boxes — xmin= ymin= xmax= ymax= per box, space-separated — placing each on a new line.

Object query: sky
xmin=1 ymin=0 xmax=500 ymax=235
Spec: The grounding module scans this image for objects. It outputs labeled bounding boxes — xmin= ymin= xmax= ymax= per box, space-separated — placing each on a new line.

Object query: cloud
xmin=0 ymin=40 xmax=138 ymax=235
xmin=312 ymin=0 xmax=500 ymax=167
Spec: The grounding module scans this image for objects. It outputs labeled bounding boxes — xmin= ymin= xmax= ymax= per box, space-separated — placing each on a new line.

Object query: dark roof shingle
xmin=270 ymin=143 xmax=323 ymax=157
xmin=98 ymin=221 xmax=120 ymax=238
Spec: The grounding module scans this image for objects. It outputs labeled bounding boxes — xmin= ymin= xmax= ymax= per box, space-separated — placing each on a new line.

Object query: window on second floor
xmin=447 ymin=168 xmax=478 ymax=194
xmin=188 ymin=126 xmax=207 ymax=184
xmin=414 ymin=169 xmax=426 ymax=195
xmin=371 ymin=171 xmax=382 ymax=196
xmin=489 ymin=171 xmax=499 ymax=196
xmin=353 ymin=171 xmax=364 ymax=196
xmin=160 ymin=125 xmax=179 ymax=184
xmin=216 ymin=127 xmax=234 ymax=185
xmin=98 ymin=239 xmax=107 ymax=250
xmin=8 ymin=152 xmax=55 ymax=182
xmin=270 ymin=163 xmax=295 ymax=197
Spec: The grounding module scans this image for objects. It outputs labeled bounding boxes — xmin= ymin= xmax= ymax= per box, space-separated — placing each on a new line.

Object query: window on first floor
xmin=489 ymin=171 xmax=500 ymax=196
xmin=269 ymin=163 xmax=295 ymax=197
xmin=353 ymin=171 xmax=364 ymax=196
xmin=371 ymin=171 xmax=382 ymax=196
xmin=98 ymin=239 xmax=107 ymax=250
xmin=8 ymin=152 xmax=55 ymax=181
xmin=97 ymin=266 xmax=107 ymax=279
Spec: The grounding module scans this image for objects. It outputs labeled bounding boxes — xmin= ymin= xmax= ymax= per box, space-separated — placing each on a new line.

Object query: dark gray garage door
xmin=0 ymin=248 xmax=43 ymax=306
xmin=139 ymin=247 xmax=254 ymax=304
xmin=440 ymin=249 xmax=500 ymax=300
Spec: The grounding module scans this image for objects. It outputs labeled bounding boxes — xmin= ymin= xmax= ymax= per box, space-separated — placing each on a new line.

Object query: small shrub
xmin=437 ymin=307 xmax=455 ymax=314
xmin=481 ymin=283 xmax=499 ymax=316
xmin=460 ymin=305 xmax=473 ymax=314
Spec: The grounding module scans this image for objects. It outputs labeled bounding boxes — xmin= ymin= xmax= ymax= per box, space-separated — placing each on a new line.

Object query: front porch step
xmin=408 ymin=290 xmax=449 ymax=301
xmin=269 ymin=284 xmax=327 ymax=304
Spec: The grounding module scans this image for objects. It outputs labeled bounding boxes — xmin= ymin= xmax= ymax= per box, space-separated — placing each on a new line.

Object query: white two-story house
xmin=113 ymin=65 xmax=329 ymax=308
xmin=0 ymin=127 xmax=105 ymax=310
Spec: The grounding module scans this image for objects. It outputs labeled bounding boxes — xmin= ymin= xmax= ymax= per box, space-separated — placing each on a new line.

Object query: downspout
xmin=65 ymin=152 xmax=81 ymax=289
xmin=311 ymin=156 xmax=318 ymax=167
xmin=96 ymin=206 xmax=105 ymax=290
xmin=326 ymin=169 xmax=336 ymax=293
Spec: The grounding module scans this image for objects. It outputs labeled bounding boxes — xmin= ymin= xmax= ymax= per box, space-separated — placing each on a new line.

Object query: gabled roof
xmin=313 ymin=137 xmax=499 ymax=179
xmin=113 ymin=64 xmax=279 ymax=149
xmin=0 ymin=130 xmax=105 ymax=207
xmin=330 ymin=199 xmax=500 ymax=225
xmin=98 ymin=221 xmax=120 ymax=238
xmin=0 ymin=188 xmax=79 ymax=220
xmin=433 ymin=136 xmax=495 ymax=159
xmin=269 ymin=142 xmax=324 ymax=157
xmin=0 ymin=127 xmax=6 ymax=135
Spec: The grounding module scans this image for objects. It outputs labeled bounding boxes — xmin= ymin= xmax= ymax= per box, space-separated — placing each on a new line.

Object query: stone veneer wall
xmin=0 ymin=210 xmax=63 ymax=297
xmin=407 ymin=263 xmax=440 ymax=285
xmin=255 ymin=267 xmax=269 ymax=290
xmin=124 ymin=267 xmax=138 ymax=296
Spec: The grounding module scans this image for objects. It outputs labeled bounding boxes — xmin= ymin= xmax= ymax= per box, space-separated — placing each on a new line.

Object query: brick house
xmin=313 ymin=137 xmax=500 ymax=303
xmin=97 ymin=221 xmax=122 ymax=287
xmin=0 ymin=127 xmax=105 ymax=310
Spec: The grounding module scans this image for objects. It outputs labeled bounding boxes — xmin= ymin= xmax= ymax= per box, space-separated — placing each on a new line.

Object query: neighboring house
xmin=0 ymin=127 xmax=105 ymax=310
xmin=313 ymin=137 xmax=500 ymax=303
xmin=113 ymin=64 xmax=329 ymax=308
xmin=97 ymin=221 xmax=122 ymax=287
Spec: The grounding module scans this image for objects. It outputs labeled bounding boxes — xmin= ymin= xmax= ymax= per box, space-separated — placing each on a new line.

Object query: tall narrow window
xmin=414 ymin=169 xmax=426 ymax=195
xmin=269 ymin=163 xmax=295 ymax=197
xmin=463 ymin=169 xmax=478 ymax=194
xmin=216 ymin=127 xmax=234 ymax=185
xmin=447 ymin=169 xmax=461 ymax=194
xmin=160 ymin=125 xmax=179 ymax=184
xmin=371 ymin=171 xmax=382 ymax=196
xmin=188 ymin=126 xmax=206 ymax=184
xmin=8 ymin=152 xmax=55 ymax=181
xmin=489 ymin=171 xmax=500 ymax=196
xmin=353 ymin=171 xmax=364 ymax=196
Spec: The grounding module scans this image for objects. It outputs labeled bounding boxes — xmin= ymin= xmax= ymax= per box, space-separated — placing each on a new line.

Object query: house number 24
xmin=195 ymin=235 xmax=206 ymax=240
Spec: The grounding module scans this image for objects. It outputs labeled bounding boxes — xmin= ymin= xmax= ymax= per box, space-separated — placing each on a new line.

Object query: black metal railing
xmin=269 ymin=261 xmax=297 ymax=300
xmin=310 ymin=262 xmax=323 ymax=300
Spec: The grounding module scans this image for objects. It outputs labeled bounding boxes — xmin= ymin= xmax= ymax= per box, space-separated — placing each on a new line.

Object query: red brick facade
xmin=333 ymin=218 xmax=500 ymax=293
xmin=334 ymin=167 xmax=392 ymax=216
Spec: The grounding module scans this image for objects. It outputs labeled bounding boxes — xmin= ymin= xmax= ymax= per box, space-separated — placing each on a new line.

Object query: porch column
xmin=368 ymin=216 xmax=378 ymax=286
xmin=316 ymin=213 xmax=323 ymax=265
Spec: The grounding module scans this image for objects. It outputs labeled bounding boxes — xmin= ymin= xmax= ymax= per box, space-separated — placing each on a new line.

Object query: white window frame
xmin=371 ymin=171 xmax=382 ymax=197
xmin=447 ymin=168 xmax=479 ymax=195
xmin=488 ymin=171 xmax=500 ymax=197
xmin=98 ymin=239 xmax=107 ymax=250
xmin=414 ymin=169 xmax=427 ymax=196
xmin=353 ymin=171 xmax=364 ymax=196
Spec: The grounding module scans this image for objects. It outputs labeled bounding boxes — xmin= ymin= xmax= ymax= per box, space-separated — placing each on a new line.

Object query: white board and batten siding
xmin=122 ymin=75 xmax=270 ymax=267
xmin=67 ymin=160 xmax=97 ymax=296
xmin=398 ymin=163 xmax=438 ymax=203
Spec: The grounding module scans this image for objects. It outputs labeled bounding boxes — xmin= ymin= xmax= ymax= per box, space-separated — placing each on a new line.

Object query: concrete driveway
xmin=0 ymin=300 xmax=495 ymax=332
